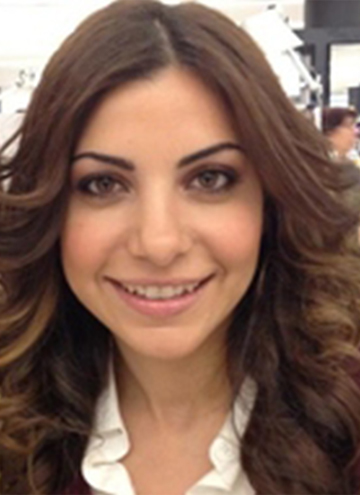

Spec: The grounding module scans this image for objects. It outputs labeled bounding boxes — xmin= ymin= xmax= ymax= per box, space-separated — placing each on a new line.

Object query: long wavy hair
xmin=1 ymin=1 xmax=360 ymax=493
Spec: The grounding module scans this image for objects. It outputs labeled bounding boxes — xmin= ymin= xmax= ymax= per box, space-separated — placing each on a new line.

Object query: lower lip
xmin=108 ymin=278 xmax=211 ymax=318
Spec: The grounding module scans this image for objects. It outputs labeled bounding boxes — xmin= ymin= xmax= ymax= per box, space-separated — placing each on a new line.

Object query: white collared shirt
xmin=82 ymin=370 xmax=256 ymax=495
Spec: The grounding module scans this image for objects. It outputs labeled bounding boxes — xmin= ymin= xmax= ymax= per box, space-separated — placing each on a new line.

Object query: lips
xmin=106 ymin=274 xmax=213 ymax=318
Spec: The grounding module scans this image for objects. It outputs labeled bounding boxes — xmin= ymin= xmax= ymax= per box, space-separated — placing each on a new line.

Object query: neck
xmin=114 ymin=339 xmax=231 ymax=428
xmin=330 ymin=137 xmax=349 ymax=158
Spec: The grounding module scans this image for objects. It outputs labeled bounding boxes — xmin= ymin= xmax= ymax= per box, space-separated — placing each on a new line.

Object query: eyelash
xmin=76 ymin=173 xmax=128 ymax=197
xmin=189 ymin=168 xmax=240 ymax=194
xmin=75 ymin=168 xmax=240 ymax=198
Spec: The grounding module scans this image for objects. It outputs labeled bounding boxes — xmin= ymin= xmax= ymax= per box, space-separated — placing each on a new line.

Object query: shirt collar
xmin=207 ymin=378 xmax=256 ymax=490
xmin=93 ymin=365 xmax=124 ymax=436
xmin=85 ymin=367 xmax=129 ymax=466
xmin=84 ymin=366 xmax=256 ymax=494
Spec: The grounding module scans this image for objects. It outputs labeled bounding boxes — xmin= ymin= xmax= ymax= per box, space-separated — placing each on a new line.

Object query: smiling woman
xmin=61 ymin=69 xmax=263 ymax=363
xmin=1 ymin=1 xmax=360 ymax=495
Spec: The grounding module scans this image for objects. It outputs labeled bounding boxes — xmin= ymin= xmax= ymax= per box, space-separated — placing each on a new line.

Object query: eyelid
xmin=185 ymin=164 xmax=241 ymax=191
xmin=185 ymin=161 xmax=242 ymax=175
xmin=75 ymin=172 xmax=129 ymax=196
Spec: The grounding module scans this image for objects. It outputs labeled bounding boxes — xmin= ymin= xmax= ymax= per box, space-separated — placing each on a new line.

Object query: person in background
xmin=1 ymin=2 xmax=360 ymax=494
xmin=322 ymin=106 xmax=359 ymax=161
xmin=301 ymin=103 xmax=316 ymax=125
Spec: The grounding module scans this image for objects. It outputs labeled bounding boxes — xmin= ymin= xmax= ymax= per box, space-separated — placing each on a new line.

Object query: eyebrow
xmin=71 ymin=142 xmax=245 ymax=171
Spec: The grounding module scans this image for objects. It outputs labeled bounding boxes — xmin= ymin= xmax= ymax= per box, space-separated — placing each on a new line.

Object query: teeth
xmin=122 ymin=282 xmax=201 ymax=300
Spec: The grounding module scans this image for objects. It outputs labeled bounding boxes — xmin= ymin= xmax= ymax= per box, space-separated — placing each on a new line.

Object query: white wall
xmin=0 ymin=1 xmax=114 ymax=64
xmin=0 ymin=1 xmax=116 ymax=116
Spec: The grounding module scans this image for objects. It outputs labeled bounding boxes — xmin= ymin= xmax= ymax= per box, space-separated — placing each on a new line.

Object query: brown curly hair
xmin=1 ymin=1 xmax=360 ymax=493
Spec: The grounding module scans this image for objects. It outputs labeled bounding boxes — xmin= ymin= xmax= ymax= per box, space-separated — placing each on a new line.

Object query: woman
xmin=321 ymin=106 xmax=358 ymax=161
xmin=1 ymin=1 xmax=360 ymax=494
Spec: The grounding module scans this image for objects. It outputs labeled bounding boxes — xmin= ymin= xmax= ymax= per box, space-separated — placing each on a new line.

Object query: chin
xmin=137 ymin=342 xmax=204 ymax=362
xmin=115 ymin=329 xmax=213 ymax=362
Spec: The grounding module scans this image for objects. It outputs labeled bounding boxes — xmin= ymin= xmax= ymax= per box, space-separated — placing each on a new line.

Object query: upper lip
xmin=106 ymin=274 xmax=214 ymax=287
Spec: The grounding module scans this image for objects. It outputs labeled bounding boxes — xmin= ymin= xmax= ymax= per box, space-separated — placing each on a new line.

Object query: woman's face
xmin=332 ymin=116 xmax=357 ymax=156
xmin=61 ymin=67 xmax=263 ymax=361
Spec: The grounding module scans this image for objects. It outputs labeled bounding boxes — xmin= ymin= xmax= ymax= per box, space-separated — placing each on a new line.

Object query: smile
xmin=120 ymin=281 xmax=202 ymax=300
xmin=106 ymin=275 xmax=213 ymax=318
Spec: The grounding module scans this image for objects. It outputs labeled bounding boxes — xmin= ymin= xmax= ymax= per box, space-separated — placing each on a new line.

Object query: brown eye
xmin=90 ymin=176 xmax=117 ymax=194
xmin=190 ymin=169 xmax=238 ymax=193
xmin=199 ymin=171 xmax=226 ymax=189
xmin=76 ymin=174 xmax=127 ymax=197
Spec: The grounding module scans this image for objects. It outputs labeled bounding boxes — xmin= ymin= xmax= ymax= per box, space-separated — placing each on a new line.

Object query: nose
xmin=127 ymin=194 xmax=192 ymax=267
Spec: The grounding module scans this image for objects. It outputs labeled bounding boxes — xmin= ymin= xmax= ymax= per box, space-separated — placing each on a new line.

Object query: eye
xmin=189 ymin=169 xmax=239 ymax=193
xmin=76 ymin=174 xmax=127 ymax=197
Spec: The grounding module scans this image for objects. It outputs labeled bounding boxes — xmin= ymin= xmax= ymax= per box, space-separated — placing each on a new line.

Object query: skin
xmin=329 ymin=116 xmax=357 ymax=157
xmin=60 ymin=66 xmax=264 ymax=494
xmin=61 ymin=66 xmax=263 ymax=364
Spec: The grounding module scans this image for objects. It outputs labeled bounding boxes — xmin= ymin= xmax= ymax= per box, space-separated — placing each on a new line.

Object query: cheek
xmin=340 ymin=129 xmax=352 ymax=143
xmin=201 ymin=201 xmax=263 ymax=268
xmin=60 ymin=212 xmax=117 ymax=280
xmin=217 ymin=225 xmax=261 ymax=271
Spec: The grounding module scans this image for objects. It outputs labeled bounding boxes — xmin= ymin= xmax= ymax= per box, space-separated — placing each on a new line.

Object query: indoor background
xmin=0 ymin=0 xmax=359 ymax=146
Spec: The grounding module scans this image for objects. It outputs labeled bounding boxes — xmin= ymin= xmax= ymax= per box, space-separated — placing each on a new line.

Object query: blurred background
xmin=1 ymin=0 xmax=360 ymax=153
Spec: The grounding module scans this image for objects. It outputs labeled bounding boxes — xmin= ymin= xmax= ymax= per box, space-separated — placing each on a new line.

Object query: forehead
xmin=75 ymin=67 xmax=238 ymax=156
